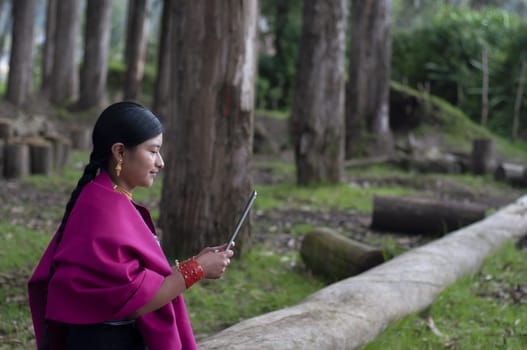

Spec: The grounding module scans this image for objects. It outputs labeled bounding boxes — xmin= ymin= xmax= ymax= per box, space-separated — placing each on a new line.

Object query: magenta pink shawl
xmin=28 ymin=171 xmax=197 ymax=350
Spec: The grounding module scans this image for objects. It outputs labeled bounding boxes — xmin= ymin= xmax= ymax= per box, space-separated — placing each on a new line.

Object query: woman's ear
xmin=110 ymin=143 xmax=125 ymax=161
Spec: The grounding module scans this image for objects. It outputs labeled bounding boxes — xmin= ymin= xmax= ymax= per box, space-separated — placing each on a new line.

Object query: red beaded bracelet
xmin=175 ymin=258 xmax=204 ymax=289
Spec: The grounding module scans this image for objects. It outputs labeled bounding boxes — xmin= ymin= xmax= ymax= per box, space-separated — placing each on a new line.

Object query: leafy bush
xmin=392 ymin=5 xmax=527 ymax=137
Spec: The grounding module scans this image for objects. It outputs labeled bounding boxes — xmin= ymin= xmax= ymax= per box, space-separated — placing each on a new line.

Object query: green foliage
xmin=362 ymin=241 xmax=527 ymax=349
xmin=392 ymin=5 xmax=527 ymax=138
xmin=390 ymin=81 xmax=527 ymax=160
xmin=257 ymin=0 xmax=303 ymax=110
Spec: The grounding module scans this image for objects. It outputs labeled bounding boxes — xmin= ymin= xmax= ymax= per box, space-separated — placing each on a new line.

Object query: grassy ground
xmin=362 ymin=241 xmax=527 ymax=349
xmin=1 ymin=149 xmax=527 ymax=349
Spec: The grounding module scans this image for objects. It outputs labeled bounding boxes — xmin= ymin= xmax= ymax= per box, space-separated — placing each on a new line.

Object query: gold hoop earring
xmin=115 ymin=158 xmax=122 ymax=177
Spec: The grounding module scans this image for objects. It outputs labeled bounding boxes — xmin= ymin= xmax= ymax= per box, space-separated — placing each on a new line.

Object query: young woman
xmin=28 ymin=102 xmax=233 ymax=350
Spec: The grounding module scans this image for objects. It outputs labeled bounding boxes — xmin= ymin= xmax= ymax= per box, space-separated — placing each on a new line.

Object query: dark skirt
xmin=44 ymin=320 xmax=147 ymax=350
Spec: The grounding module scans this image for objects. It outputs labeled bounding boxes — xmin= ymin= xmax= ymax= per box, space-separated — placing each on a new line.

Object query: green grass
xmin=0 ymin=224 xmax=51 ymax=349
xmin=254 ymin=182 xmax=416 ymax=213
xmin=185 ymin=246 xmax=324 ymax=339
xmin=362 ymin=241 xmax=527 ymax=350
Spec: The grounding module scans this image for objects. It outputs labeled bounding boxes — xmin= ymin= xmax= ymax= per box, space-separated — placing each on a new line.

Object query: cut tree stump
xmin=4 ymin=140 xmax=30 ymax=179
xmin=26 ymin=137 xmax=53 ymax=176
xmin=471 ymin=138 xmax=496 ymax=175
xmin=0 ymin=118 xmax=13 ymax=140
xmin=44 ymin=134 xmax=71 ymax=171
xmin=300 ymin=228 xmax=385 ymax=282
xmin=198 ymin=195 xmax=527 ymax=350
xmin=70 ymin=127 xmax=91 ymax=150
xmin=370 ymin=195 xmax=486 ymax=235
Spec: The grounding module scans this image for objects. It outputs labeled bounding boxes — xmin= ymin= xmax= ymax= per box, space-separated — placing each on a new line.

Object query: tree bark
xmin=346 ymin=0 xmax=393 ymax=158
xmin=300 ymin=228 xmax=384 ymax=282
xmin=78 ymin=0 xmax=112 ymax=109
xmin=371 ymin=195 xmax=486 ymax=235
xmin=290 ymin=0 xmax=346 ymax=185
xmin=6 ymin=0 xmax=36 ymax=106
xmin=152 ymin=0 xmax=172 ymax=122
xmin=41 ymin=0 xmax=56 ymax=93
xmin=159 ymin=0 xmax=258 ymax=258
xmin=49 ymin=0 xmax=80 ymax=105
xmin=123 ymin=0 xmax=147 ymax=100
xmin=198 ymin=195 xmax=527 ymax=349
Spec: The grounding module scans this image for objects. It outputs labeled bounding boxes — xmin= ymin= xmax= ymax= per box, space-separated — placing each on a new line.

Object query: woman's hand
xmin=195 ymin=245 xmax=234 ymax=279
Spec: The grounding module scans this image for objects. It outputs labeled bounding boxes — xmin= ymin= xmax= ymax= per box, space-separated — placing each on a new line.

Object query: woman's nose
xmin=157 ymin=153 xmax=165 ymax=169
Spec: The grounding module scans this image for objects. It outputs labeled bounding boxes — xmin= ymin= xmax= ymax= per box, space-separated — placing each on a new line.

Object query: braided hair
xmin=38 ymin=102 xmax=163 ymax=349
xmin=54 ymin=101 xmax=163 ymax=248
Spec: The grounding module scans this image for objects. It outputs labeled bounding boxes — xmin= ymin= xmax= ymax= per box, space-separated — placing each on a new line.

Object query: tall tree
xmin=49 ymin=0 xmax=80 ymax=105
xmin=159 ymin=0 xmax=258 ymax=258
xmin=346 ymin=0 xmax=393 ymax=158
xmin=153 ymin=0 xmax=171 ymax=122
xmin=78 ymin=0 xmax=112 ymax=109
xmin=41 ymin=0 xmax=56 ymax=94
xmin=6 ymin=0 xmax=36 ymax=106
xmin=123 ymin=0 xmax=148 ymax=100
xmin=290 ymin=0 xmax=346 ymax=184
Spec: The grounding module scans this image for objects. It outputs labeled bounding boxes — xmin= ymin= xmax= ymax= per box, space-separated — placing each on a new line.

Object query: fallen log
xmin=370 ymin=195 xmax=486 ymax=235
xmin=494 ymin=162 xmax=527 ymax=187
xmin=198 ymin=195 xmax=527 ymax=349
xmin=300 ymin=228 xmax=385 ymax=282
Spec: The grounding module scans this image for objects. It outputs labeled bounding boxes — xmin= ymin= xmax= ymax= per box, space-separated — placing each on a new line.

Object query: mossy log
xmin=300 ymin=228 xmax=385 ymax=282
xmin=371 ymin=195 xmax=486 ymax=235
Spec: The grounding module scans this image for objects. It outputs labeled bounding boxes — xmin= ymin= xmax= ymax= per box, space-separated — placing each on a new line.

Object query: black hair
xmin=55 ymin=101 xmax=163 ymax=247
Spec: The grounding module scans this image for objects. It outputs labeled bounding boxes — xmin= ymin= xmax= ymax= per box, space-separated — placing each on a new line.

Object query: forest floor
xmin=1 ymin=148 xmax=527 ymax=348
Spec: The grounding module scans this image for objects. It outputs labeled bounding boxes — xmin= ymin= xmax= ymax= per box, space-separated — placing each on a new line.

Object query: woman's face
xmin=120 ymin=133 xmax=164 ymax=189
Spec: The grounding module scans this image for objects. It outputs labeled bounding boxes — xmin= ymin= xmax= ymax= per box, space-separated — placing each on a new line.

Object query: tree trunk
xmin=49 ymin=0 xmax=80 ymax=105
xmin=300 ymin=228 xmax=385 ymax=282
xmin=198 ymin=195 xmax=527 ymax=349
xmin=41 ymin=0 xmax=56 ymax=93
xmin=480 ymin=45 xmax=489 ymax=126
xmin=123 ymin=0 xmax=147 ymax=100
xmin=346 ymin=0 xmax=393 ymax=158
xmin=512 ymin=59 xmax=526 ymax=141
xmin=6 ymin=0 xmax=36 ymax=106
xmin=152 ymin=0 xmax=171 ymax=122
xmin=159 ymin=0 xmax=258 ymax=258
xmin=78 ymin=0 xmax=112 ymax=109
xmin=371 ymin=195 xmax=486 ymax=235
xmin=290 ymin=0 xmax=346 ymax=185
